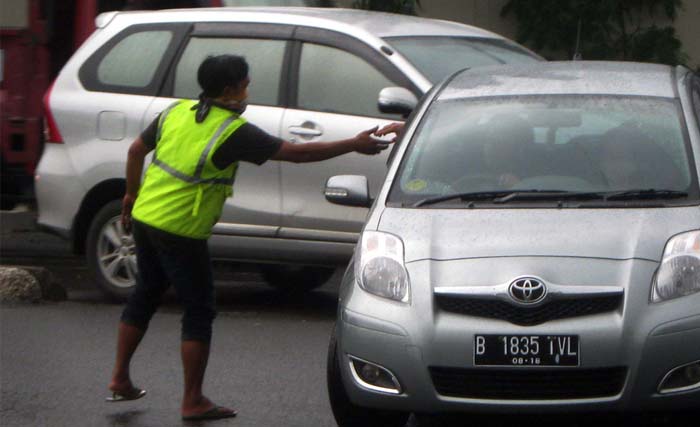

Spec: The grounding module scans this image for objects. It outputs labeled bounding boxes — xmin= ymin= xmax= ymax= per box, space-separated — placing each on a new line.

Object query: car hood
xmin=376 ymin=207 xmax=700 ymax=263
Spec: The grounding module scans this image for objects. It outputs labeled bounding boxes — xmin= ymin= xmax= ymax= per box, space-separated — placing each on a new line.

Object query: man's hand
xmin=374 ymin=122 xmax=405 ymax=142
xmin=353 ymin=126 xmax=391 ymax=155
xmin=121 ymin=194 xmax=136 ymax=233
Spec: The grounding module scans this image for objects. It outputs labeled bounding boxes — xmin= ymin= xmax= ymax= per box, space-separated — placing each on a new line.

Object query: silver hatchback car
xmin=36 ymin=6 xmax=540 ymax=300
xmin=326 ymin=62 xmax=700 ymax=425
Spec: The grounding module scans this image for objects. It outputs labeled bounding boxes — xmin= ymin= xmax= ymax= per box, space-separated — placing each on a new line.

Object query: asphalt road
xmin=0 ymin=209 xmax=694 ymax=427
xmin=0 ymin=209 xmax=341 ymax=427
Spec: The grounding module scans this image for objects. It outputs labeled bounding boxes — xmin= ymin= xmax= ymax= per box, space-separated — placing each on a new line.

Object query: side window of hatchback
xmin=172 ymin=37 xmax=287 ymax=106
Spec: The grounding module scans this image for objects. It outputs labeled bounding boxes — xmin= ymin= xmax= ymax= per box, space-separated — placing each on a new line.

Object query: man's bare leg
xmin=180 ymin=340 xmax=236 ymax=418
xmin=109 ymin=322 xmax=145 ymax=393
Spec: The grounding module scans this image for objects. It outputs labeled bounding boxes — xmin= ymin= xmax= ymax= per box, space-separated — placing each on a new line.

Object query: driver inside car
xmin=481 ymin=114 xmax=535 ymax=188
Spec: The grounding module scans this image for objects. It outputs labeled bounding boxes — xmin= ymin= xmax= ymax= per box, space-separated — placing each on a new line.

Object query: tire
xmin=261 ymin=264 xmax=335 ymax=293
xmin=327 ymin=325 xmax=410 ymax=427
xmin=86 ymin=200 xmax=138 ymax=302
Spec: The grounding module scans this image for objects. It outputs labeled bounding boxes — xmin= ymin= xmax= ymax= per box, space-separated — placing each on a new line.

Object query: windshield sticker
xmin=406 ymin=179 xmax=428 ymax=192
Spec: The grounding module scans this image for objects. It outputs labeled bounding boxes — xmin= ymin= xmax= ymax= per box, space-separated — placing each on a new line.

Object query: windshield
xmin=385 ymin=36 xmax=540 ymax=83
xmin=389 ymin=95 xmax=697 ymax=207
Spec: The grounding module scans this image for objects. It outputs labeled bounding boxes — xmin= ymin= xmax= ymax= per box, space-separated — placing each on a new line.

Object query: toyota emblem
xmin=509 ymin=278 xmax=547 ymax=304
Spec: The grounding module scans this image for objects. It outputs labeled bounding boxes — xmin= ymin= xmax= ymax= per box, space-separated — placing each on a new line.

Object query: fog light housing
xmin=348 ymin=356 xmax=402 ymax=394
xmin=658 ymin=361 xmax=700 ymax=394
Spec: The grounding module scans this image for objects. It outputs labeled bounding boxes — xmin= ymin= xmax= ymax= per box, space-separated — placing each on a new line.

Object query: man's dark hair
xmin=197 ymin=55 xmax=249 ymax=99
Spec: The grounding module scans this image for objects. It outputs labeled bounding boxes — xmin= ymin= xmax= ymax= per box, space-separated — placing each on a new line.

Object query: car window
xmin=173 ymin=37 xmax=286 ymax=106
xmin=390 ymin=95 xmax=696 ymax=206
xmin=385 ymin=36 xmax=540 ymax=84
xmin=297 ymin=43 xmax=400 ymax=119
xmin=97 ymin=30 xmax=172 ymax=87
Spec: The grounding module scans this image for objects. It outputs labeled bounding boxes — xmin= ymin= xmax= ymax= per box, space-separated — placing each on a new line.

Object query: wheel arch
xmin=72 ymin=179 xmax=125 ymax=254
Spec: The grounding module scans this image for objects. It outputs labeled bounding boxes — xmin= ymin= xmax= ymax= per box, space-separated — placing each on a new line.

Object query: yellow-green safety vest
xmin=132 ymin=100 xmax=245 ymax=239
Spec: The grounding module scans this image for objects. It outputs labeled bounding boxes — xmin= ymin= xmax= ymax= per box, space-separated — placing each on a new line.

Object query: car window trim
xmin=160 ymin=23 xmax=296 ymax=107
xmin=79 ymin=22 xmax=191 ymax=96
xmin=675 ymin=90 xmax=700 ymax=202
xmin=289 ymin=26 xmax=420 ymax=116
xmin=691 ymin=74 xmax=700 ymax=126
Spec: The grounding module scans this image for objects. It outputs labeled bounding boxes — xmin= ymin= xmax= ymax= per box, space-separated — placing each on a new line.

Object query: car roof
xmin=438 ymin=61 xmax=679 ymax=100
xmin=106 ymin=7 xmax=505 ymax=39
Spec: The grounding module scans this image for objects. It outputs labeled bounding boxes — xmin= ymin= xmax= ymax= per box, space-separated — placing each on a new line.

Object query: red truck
xmin=1 ymin=0 xmax=223 ymax=209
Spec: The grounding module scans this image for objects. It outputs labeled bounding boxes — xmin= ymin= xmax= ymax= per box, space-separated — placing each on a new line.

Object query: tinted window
xmin=390 ymin=96 xmax=695 ymax=206
xmin=97 ymin=31 xmax=172 ymax=87
xmin=386 ymin=36 xmax=540 ymax=83
xmin=173 ymin=38 xmax=286 ymax=105
xmin=297 ymin=43 xmax=400 ymax=118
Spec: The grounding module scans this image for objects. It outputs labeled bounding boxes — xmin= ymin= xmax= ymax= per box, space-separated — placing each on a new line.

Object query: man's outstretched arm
xmin=271 ymin=126 xmax=391 ymax=163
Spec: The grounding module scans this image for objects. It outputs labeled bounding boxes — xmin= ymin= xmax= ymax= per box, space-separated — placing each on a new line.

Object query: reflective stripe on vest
xmin=151 ymin=118 xmax=237 ymax=216
xmin=132 ymin=100 xmax=244 ymax=239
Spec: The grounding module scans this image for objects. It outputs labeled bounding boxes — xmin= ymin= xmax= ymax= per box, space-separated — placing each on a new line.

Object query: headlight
xmin=355 ymin=231 xmax=410 ymax=303
xmin=651 ymin=230 xmax=700 ymax=303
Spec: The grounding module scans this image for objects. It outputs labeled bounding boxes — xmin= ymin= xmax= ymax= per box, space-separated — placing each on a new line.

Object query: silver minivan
xmin=326 ymin=62 xmax=700 ymax=425
xmin=36 ymin=7 xmax=541 ymax=299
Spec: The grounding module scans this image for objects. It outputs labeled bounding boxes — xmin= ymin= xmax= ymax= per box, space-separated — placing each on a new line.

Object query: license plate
xmin=474 ymin=335 xmax=579 ymax=367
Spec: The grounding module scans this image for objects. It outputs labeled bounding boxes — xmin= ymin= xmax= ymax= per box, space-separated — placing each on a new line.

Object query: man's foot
xmin=106 ymin=386 xmax=146 ymax=402
xmin=182 ymin=405 xmax=237 ymax=421
xmin=182 ymin=397 xmax=237 ymax=421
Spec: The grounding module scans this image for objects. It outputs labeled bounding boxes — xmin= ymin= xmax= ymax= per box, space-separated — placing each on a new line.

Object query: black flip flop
xmin=105 ymin=387 xmax=147 ymax=402
xmin=182 ymin=405 xmax=238 ymax=421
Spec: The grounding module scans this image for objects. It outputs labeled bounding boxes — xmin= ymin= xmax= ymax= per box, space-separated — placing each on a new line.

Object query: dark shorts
xmin=121 ymin=220 xmax=216 ymax=342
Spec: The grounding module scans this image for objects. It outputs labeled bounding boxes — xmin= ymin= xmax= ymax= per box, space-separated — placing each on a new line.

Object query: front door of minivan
xmin=279 ymin=37 xmax=409 ymax=238
xmin=150 ymin=24 xmax=295 ymax=254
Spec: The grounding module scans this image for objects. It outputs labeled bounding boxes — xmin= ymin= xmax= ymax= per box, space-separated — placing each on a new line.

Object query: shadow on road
xmin=105 ymin=409 xmax=148 ymax=427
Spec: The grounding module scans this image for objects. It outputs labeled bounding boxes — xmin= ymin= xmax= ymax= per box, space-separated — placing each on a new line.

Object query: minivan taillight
xmin=43 ymin=82 xmax=63 ymax=144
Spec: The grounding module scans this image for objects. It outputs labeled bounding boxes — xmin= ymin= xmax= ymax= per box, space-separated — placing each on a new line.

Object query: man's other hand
xmin=121 ymin=194 xmax=136 ymax=233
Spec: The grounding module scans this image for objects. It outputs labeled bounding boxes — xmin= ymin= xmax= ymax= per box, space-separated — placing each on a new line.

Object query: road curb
xmin=0 ymin=265 xmax=67 ymax=303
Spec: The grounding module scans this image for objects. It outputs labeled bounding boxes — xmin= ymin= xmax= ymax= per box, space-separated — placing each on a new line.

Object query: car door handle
xmin=289 ymin=125 xmax=323 ymax=138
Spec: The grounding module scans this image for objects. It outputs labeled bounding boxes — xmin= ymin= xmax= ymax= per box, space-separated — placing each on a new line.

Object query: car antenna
xmin=573 ymin=18 xmax=583 ymax=60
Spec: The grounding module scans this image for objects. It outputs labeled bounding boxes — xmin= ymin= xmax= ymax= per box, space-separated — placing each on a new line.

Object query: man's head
xmin=197 ymin=55 xmax=250 ymax=101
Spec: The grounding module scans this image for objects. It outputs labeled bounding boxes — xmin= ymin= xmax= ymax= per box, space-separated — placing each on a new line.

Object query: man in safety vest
xmin=106 ymin=55 xmax=391 ymax=421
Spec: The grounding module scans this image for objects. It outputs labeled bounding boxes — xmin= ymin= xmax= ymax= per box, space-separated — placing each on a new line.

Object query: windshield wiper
xmin=411 ymin=190 xmax=602 ymax=207
xmin=493 ymin=191 xmax=605 ymax=204
xmin=412 ymin=190 xmax=517 ymax=207
xmin=410 ymin=188 xmax=689 ymax=208
xmin=603 ymin=189 xmax=688 ymax=201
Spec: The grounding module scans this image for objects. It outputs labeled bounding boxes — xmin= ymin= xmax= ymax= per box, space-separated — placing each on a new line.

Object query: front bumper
xmin=336 ymin=258 xmax=700 ymax=414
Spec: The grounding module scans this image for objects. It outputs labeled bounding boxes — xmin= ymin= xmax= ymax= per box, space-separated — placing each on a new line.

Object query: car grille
xmin=435 ymin=295 xmax=622 ymax=326
xmin=429 ymin=367 xmax=627 ymax=400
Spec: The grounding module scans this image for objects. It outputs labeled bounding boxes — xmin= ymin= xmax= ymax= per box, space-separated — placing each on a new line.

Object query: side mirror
xmin=378 ymin=87 xmax=418 ymax=118
xmin=324 ymin=175 xmax=371 ymax=208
